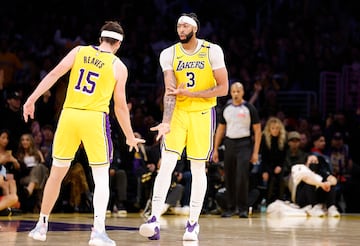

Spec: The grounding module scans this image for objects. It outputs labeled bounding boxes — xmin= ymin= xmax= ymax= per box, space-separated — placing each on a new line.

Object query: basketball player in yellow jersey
xmin=23 ymin=21 xmax=144 ymax=246
xmin=139 ymin=13 xmax=229 ymax=241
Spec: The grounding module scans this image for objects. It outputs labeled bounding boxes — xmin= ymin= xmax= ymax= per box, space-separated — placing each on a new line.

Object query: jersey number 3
xmin=186 ymin=72 xmax=195 ymax=88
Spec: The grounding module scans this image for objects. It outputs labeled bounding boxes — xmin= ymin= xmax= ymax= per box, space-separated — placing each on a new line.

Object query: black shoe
xmin=221 ymin=210 xmax=235 ymax=218
xmin=10 ymin=208 xmax=22 ymax=216
xmin=0 ymin=208 xmax=12 ymax=216
xmin=210 ymin=208 xmax=222 ymax=215
xmin=239 ymin=211 xmax=248 ymax=218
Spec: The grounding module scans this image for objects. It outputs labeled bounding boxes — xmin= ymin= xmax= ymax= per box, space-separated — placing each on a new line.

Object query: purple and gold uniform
xmin=53 ymin=46 xmax=117 ymax=166
xmin=160 ymin=40 xmax=225 ymax=160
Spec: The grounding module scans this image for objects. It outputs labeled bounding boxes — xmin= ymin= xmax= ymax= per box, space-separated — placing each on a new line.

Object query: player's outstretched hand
xmin=127 ymin=137 xmax=146 ymax=152
xmin=150 ymin=123 xmax=170 ymax=141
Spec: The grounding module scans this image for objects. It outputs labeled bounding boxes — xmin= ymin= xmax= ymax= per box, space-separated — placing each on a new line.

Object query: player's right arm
xmin=23 ymin=46 xmax=80 ymax=122
xmin=150 ymin=46 xmax=176 ymax=141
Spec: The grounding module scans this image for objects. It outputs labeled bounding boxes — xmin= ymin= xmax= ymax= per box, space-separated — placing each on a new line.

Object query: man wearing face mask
xmin=139 ymin=12 xmax=228 ymax=241
xmin=289 ymin=143 xmax=340 ymax=217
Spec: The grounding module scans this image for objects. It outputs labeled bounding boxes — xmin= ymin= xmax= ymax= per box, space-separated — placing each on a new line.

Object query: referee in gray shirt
xmin=213 ymin=82 xmax=262 ymax=218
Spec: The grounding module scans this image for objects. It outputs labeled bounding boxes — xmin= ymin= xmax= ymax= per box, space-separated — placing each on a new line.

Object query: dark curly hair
xmin=180 ymin=12 xmax=200 ymax=32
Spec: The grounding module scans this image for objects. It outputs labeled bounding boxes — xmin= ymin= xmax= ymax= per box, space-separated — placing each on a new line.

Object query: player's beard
xmin=179 ymin=31 xmax=194 ymax=44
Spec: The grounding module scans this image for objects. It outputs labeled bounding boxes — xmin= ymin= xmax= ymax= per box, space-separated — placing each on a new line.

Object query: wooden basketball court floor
xmin=1 ymin=212 xmax=360 ymax=246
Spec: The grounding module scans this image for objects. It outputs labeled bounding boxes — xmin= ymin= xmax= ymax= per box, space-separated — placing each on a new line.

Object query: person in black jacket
xmin=260 ymin=116 xmax=287 ymax=204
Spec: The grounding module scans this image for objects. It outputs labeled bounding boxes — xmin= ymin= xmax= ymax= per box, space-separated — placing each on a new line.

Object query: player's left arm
xmin=113 ymin=59 xmax=145 ymax=152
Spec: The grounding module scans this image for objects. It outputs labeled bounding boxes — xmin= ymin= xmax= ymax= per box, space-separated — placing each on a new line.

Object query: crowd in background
xmin=1 ymin=0 xmax=360 ymax=214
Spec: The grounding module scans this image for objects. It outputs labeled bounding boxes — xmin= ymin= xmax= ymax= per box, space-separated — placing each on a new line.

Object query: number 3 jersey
xmin=173 ymin=40 xmax=217 ymax=111
xmin=63 ymin=45 xmax=118 ymax=113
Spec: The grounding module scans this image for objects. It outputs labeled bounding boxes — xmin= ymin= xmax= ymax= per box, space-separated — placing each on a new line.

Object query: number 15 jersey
xmin=63 ymin=45 xmax=118 ymax=113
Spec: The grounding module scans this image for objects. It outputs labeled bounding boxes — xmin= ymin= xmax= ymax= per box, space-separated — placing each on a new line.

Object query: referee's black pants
xmin=223 ymin=137 xmax=252 ymax=213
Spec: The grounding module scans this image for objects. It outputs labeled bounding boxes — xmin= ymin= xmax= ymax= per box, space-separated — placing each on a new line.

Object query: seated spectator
xmin=283 ymin=131 xmax=318 ymax=200
xmin=0 ymin=129 xmax=21 ymax=215
xmin=0 ymin=174 xmax=19 ymax=216
xmin=32 ymin=130 xmax=44 ymax=152
xmin=267 ymin=158 xmax=340 ymax=218
xmin=289 ymin=161 xmax=340 ymax=217
xmin=260 ymin=117 xmax=287 ymax=204
xmin=299 ymin=131 xmax=311 ymax=152
xmin=326 ymin=131 xmax=353 ymax=212
xmin=0 ymin=129 xmax=21 ymax=176
xmin=39 ymin=124 xmax=54 ymax=162
xmin=16 ymin=133 xmax=49 ymax=212
xmin=107 ymin=164 xmax=128 ymax=217
xmin=310 ymin=133 xmax=331 ymax=170
xmin=0 ymin=128 xmax=21 ymax=214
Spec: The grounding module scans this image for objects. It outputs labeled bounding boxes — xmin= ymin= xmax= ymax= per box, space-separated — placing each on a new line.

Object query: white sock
xmin=39 ymin=213 xmax=49 ymax=225
xmin=189 ymin=160 xmax=207 ymax=223
xmin=151 ymin=150 xmax=178 ymax=218
xmin=91 ymin=165 xmax=110 ymax=232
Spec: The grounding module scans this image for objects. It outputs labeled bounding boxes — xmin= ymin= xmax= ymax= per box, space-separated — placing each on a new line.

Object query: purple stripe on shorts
xmin=208 ymin=107 xmax=216 ymax=161
xmin=104 ymin=113 xmax=113 ymax=163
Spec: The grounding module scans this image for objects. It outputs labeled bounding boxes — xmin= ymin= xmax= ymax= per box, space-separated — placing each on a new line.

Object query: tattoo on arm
xmin=163 ymin=94 xmax=176 ymax=123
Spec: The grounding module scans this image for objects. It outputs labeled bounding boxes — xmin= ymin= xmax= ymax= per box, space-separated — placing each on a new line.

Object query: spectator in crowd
xmin=16 ymin=133 xmax=49 ymax=212
xmin=108 ymin=106 xmax=139 ymax=212
xmin=107 ymin=142 xmax=129 ymax=217
xmin=0 ymin=89 xmax=30 ymax=152
xmin=0 ymin=128 xmax=20 ymax=215
xmin=0 ymin=129 xmax=21 ymax=181
xmin=283 ymin=131 xmax=318 ymax=199
xmin=107 ymin=167 xmax=128 ymax=217
xmin=260 ymin=116 xmax=287 ymax=204
xmin=310 ymin=133 xmax=332 ymax=171
xmin=34 ymin=90 xmax=56 ymax=128
xmin=39 ymin=125 xmax=54 ymax=163
xmin=326 ymin=131 xmax=353 ymax=212
xmin=289 ymin=158 xmax=340 ymax=217
xmin=299 ymin=131 xmax=312 ymax=152
xmin=0 ymin=172 xmax=19 ymax=216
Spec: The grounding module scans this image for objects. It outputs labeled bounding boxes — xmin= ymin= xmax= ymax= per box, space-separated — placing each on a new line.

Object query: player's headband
xmin=177 ymin=16 xmax=197 ymax=27
xmin=101 ymin=30 xmax=123 ymax=41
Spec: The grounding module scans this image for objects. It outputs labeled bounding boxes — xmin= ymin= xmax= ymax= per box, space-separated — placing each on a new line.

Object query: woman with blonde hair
xmin=16 ymin=133 xmax=49 ymax=212
xmin=260 ymin=116 xmax=287 ymax=204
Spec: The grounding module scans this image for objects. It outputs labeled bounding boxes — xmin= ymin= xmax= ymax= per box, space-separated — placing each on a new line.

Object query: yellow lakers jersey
xmin=173 ymin=41 xmax=217 ymax=111
xmin=63 ymin=46 xmax=117 ymax=113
